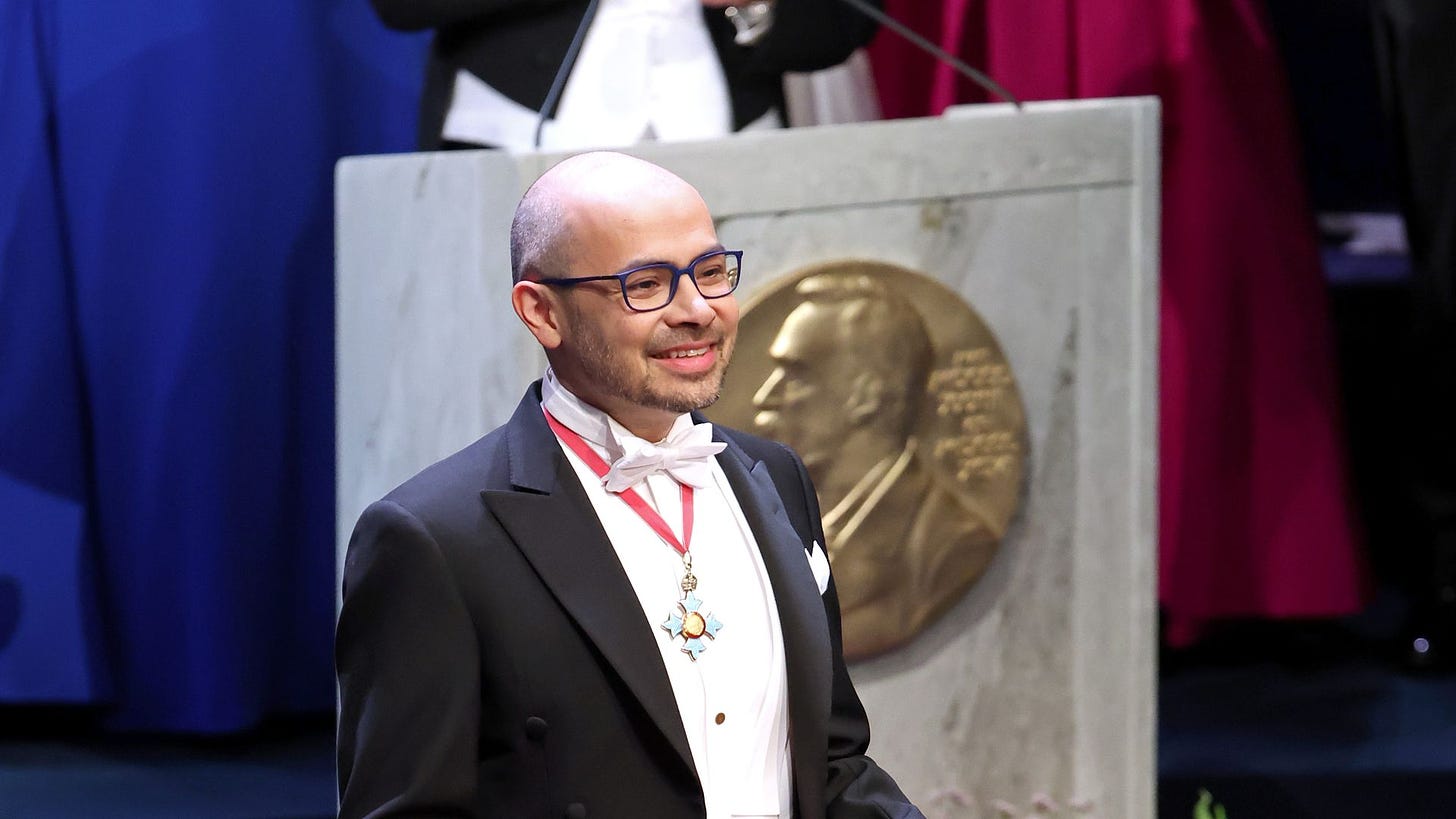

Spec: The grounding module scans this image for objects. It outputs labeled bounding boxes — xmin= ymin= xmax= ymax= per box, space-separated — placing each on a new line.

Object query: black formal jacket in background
xmin=336 ymin=384 xmax=923 ymax=818
xmin=369 ymin=0 xmax=882 ymax=149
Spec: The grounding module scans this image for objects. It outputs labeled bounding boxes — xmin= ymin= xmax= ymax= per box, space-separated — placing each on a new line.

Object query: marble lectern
xmin=336 ymin=97 xmax=1158 ymax=819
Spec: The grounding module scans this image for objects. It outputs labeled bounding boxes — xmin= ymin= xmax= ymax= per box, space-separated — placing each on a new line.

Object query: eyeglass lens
xmin=623 ymin=252 xmax=739 ymax=308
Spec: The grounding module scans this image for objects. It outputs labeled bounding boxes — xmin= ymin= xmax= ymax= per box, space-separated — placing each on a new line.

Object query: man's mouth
xmin=650 ymin=339 xmax=719 ymax=359
xmin=650 ymin=341 xmax=721 ymax=373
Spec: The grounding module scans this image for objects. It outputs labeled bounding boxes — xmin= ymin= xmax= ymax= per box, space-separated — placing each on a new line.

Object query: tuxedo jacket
xmin=336 ymin=383 xmax=922 ymax=818
xmin=368 ymin=0 xmax=881 ymax=149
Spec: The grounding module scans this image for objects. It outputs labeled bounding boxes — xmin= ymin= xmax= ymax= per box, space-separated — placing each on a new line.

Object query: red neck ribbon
xmin=544 ymin=409 xmax=694 ymax=557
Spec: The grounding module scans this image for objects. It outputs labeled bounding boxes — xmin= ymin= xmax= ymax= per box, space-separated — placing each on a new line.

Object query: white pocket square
xmin=806 ymin=540 xmax=831 ymax=595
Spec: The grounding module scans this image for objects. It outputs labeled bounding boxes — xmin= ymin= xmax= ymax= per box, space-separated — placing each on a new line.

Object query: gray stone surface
xmin=335 ymin=98 xmax=1158 ymax=819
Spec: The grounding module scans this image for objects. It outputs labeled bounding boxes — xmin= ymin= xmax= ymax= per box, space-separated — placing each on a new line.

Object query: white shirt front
xmin=540 ymin=370 xmax=792 ymax=819
xmin=442 ymin=0 xmax=733 ymax=151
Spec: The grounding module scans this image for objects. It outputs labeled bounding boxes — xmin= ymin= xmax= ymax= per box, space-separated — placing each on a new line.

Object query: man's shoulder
xmin=712 ymin=421 xmax=823 ymax=541
xmin=379 ymin=384 xmax=547 ymax=513
xmin=379 ymin=424 xmax=514 ymax=515
xmin=714 ymin=421 xmax=802 ymax=469
xmin=712 ymin=422 xmax=818 ymax=507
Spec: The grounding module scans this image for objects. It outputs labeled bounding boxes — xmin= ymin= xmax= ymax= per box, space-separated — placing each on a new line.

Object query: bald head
xmin=509 ymin=152 xmax=704 ymax=284
xmin=507 ymin=152 xmax=735 ymax=442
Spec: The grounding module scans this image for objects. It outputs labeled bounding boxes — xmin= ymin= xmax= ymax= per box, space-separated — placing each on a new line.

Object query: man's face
xmin=752 ymin=302 xmax=854 ymax=471
xmin=552 ymin=184 xmax=739 ymax=434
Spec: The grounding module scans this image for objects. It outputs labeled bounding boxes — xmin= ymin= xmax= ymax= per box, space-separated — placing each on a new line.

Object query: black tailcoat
xmin=367 ymin=0 xmax=882 ymax=149
xmin=336 ymin=384 xmax=922 ymax=818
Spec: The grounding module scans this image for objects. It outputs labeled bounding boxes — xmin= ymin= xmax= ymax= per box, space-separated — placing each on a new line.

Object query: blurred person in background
xmin=370 ymin=0 xmax=881 ymax=151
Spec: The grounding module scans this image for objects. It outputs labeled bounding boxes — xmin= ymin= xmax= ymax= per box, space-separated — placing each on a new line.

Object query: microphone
xmin=534 ymin=0 xmax=604 ymax=149
xmin=833 ymin=0 xmax=1021 ymax=108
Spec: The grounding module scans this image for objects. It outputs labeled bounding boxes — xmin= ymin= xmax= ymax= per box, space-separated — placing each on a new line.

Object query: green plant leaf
xmin=1194 ymin=788 xmax=1228 ymax=819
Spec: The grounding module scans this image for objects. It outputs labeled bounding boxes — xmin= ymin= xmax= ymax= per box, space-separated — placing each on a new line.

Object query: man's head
xmin=753 ymin=274 xmax=933 ymax=484
xmin=510 ymin=152 xmax=739 ymax=440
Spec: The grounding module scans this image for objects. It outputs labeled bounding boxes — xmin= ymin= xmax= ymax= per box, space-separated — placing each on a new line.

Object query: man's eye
xmin=696 ymin=266 xmax=726 ymax=281
xmin=627 ymin=278 xmax=664 ymax=294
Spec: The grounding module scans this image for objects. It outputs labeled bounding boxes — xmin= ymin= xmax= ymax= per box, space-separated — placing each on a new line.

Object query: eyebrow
xmin=619 ymin=243 xmax=727 ymax=271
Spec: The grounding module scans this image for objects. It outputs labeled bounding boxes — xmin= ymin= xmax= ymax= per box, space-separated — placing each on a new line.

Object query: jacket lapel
xmin=480 ymin=389 xmax=697 ymax=780
xmin=713 ymin=431 xmax=833 ymax=819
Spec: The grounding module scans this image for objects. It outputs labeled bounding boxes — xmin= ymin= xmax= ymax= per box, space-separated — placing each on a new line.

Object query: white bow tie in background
xmin=602 ymin=423 xmax=726 ymax=493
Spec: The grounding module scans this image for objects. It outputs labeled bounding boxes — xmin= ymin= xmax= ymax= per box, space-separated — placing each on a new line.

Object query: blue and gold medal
xmin=661 ymin=556 xmax=723 ymax=661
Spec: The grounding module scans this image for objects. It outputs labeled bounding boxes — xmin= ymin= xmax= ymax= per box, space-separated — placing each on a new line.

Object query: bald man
xmin=335 ymin=153 xmax=923 ymax=819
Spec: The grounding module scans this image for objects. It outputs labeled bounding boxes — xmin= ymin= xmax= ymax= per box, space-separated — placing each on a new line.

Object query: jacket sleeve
xmin=369 ymin=0 xmax=577 ymax=32
xmin=779 ymin=446 xmax=927 ymax=819
xmin=736 ymin=0 xmax=882 ymax=76
xmin=335 ymin=499 xmax=481 ymax=818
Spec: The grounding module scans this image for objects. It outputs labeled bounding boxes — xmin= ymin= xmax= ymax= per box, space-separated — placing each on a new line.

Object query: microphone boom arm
xmin=837 ymin=0 xmax=1022 ymax=108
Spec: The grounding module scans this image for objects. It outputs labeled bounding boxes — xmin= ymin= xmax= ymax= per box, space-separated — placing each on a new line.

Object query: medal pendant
xmin=661 ymin=563 xmax=723 ymax=661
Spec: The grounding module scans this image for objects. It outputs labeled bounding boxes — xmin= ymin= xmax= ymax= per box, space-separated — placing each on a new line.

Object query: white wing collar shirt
xmin=443 ymin=0 xmax=735 ymax=151
xmin=540 ymin=369 xmax=792 ymax=819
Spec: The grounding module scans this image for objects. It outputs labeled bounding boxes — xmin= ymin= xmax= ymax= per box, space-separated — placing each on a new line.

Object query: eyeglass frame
xmin=533 ymin=249 xmax=744 ymax=313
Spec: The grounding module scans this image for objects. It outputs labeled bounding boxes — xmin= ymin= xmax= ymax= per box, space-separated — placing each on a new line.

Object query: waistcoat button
xmin=525 ymin=716 xmax=549 ymax=741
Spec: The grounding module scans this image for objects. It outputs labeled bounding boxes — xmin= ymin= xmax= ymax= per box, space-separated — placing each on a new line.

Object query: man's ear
xmin=512 ymin=281 xmax=564 ymax=349
xmin=845 ymin=372 xmax=883 ymax=424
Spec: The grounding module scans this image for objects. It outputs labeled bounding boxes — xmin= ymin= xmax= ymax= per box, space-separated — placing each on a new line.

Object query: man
xmin=752 ymin=275 xmax=998 ymax=659
xmin=369 ymin=0 xmax=881 ymax=151
xmin=336 ymin=152 xmax=922 ymax=818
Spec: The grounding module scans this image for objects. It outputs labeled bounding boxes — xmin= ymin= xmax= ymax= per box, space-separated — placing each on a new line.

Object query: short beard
xmin=566 ymin=301 xmax=732 ymax=415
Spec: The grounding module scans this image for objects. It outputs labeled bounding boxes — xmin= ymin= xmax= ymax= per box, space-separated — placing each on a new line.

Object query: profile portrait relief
xmin=715 ymin=263 xmax=1027 ymax=659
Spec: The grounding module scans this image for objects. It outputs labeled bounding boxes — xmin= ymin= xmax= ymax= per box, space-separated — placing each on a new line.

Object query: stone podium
xmin=336 ymin=97 xmax=1158 ymax=819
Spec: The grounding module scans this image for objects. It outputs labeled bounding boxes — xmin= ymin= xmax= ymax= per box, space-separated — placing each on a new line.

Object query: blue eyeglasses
xmin=536 ymin=250 xmax=743 ymax=312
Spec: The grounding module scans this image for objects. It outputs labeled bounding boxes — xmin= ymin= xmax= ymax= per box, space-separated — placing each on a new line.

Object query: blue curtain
xmin=0 ymin=0 xmax=426 ymax=732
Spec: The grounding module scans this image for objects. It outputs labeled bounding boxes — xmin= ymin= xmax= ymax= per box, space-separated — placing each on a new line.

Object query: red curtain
xmin=870 ymin=0 xmax=1368 ymax=643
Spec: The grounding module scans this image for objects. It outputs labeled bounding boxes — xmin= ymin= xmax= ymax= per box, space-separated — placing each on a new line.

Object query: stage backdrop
xmin=0 ymin=0 xmax=424 ymax=731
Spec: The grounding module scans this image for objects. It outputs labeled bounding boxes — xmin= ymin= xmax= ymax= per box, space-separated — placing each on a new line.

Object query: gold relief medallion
xmin=708 ymin=260 xmax=1027 ymax=660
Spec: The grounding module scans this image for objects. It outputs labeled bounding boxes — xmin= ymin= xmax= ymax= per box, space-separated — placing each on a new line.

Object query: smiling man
xmin=335 ymin=152 xmax=923 ymax=819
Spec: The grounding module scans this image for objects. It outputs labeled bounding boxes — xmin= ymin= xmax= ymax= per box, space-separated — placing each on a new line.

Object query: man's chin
xmin=642 ymin=376 xmax=725 ymax=416
xmin=691 ymin=389 xmax=723 ymax=412
xmin=663 ymin=364 xmax=727 ymax=397
xmin=668 ymin=387 xmax=724 ymax=415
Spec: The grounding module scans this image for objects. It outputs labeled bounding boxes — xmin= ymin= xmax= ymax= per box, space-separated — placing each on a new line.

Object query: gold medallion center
xmin=681 ymin=611 xmax=707 ymax=639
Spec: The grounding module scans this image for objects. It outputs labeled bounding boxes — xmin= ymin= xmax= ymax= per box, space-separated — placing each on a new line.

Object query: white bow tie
xmin=603 ymin=422 xmax=726 ymax=493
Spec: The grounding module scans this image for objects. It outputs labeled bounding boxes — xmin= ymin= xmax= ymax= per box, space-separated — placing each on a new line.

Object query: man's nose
xmin=662 ymin=271 xmax=716 ymax=324
xmin=753 ymin=368 xmax=785 ymax=409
